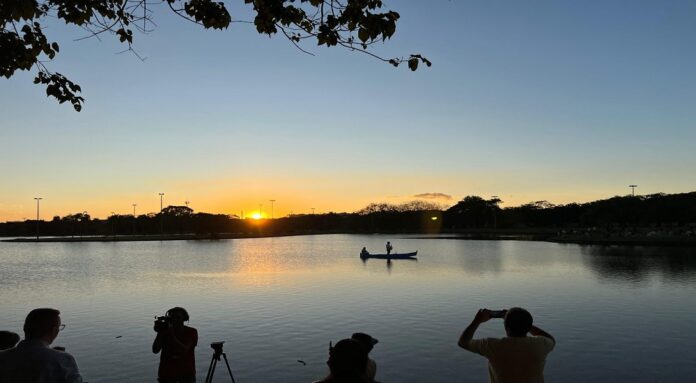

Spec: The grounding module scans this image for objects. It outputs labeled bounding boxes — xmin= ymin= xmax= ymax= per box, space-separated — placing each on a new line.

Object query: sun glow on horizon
xmin=251 ymin=212 xmax=262 ymax=220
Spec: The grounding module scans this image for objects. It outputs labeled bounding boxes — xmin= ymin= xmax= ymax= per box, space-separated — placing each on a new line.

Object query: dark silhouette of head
xmin=24 ymin=308 xmax=61 ymax=344
xmin=504 ymin=307 xmax=533 ymax=337
xmin=0 ymin=331 xmax=20 ymax=350
xmin=166 ymin=307 xmax=189 ymax=327
xmin=351 ymin=332 xmax=378 ymax=353
xmin=327 ymin=339 xmax=368 ymax=380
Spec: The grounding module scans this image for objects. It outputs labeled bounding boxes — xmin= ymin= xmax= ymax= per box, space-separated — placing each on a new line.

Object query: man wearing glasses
xmin=0 ymin=308 xmax=83 ymax=383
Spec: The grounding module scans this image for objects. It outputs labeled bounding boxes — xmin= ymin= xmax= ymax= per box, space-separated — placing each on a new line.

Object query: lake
xmin=1 ymin=235 xmax=695 ymax=382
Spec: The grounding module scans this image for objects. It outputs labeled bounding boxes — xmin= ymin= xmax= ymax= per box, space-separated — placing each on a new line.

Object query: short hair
xmin=166 ymin=307 xmax=189 ymax=321
xmin=504 ymin=307 xmax=533 ymax=337
xmin=24 ymin=308 xmax=61 ymax=339
xmin=0 ymin=331 xmax=20 ymax=350
xmin=328 ymin=339 xmax=367 ymax=378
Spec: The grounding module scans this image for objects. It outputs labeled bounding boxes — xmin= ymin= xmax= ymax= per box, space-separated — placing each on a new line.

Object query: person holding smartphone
xmin=458 ymin=307 xmax=555 ymax=383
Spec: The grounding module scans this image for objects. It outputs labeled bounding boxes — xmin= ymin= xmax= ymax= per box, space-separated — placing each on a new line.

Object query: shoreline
xmin=3 ymin=232 xmax=696 ymax=247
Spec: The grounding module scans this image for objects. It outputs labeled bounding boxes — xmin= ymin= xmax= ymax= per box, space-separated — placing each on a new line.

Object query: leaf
xmin=358 ymin=28 xmax=369 ymax=43
xmin=384 ymin=22 xmax=396 ymax=39
xmin=408 ymin=58 xmax=418 ymax=71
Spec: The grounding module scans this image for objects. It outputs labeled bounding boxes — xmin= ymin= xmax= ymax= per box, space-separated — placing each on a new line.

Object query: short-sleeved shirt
xmin=158 ymin=326 xmax=198 ymax=381
xmin=0 ymin=339 xmax=83 ymax=383
xmin=464 ymin=336 xmax=555 ymax=383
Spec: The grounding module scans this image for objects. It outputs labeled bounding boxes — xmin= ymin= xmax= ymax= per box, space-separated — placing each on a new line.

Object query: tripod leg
xmin=205 ymin=356 xmax=218 ymax=383
xmin=221 ymin=353 xmax=237 ymax=383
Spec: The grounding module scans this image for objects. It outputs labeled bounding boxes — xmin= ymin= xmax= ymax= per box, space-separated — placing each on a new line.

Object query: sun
xmin=251 ymin=212 xmax=262 ymax=220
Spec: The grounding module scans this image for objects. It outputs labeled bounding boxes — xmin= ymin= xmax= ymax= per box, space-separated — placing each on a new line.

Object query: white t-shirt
xmin=0 ymin=339 xmax=82 ymax=383
xmin=465 ymin=336 xmax=555 ymax=383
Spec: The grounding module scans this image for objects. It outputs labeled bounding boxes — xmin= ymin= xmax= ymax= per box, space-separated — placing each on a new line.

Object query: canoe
xmin=360 ymin=251 xmax=417 ymax=260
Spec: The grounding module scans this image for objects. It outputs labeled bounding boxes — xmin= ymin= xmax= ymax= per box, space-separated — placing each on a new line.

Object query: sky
xmin=1 ymin=1 xmax=695 ymax=221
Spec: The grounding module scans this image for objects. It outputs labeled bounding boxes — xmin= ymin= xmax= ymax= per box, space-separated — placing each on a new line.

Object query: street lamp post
xmin=491 ymin=195 xmax=499 ymax=230
xmin=34 ymin=197 xmax=42 ymax=240
xmin=311 ymin=208 xmax=315 ymax=215
xmin=269 ymin=200 xmax=275 ymax=219
xmin=159 ymin=193 xmax=165 ymax=235
xmin=629 ymin=185 xmax=638 ymax=197
xmin=81 ymin=211 xmax=88 ymax=238
xmin=132 ymin=204 xmax=137 ymax=235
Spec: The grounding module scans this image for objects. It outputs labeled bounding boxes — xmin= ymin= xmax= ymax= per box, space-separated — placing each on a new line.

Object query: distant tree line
xmin=444 ymin=193 xmax=696 ymax=230
xmin=2 ymin=192 xmax=695 ymax=238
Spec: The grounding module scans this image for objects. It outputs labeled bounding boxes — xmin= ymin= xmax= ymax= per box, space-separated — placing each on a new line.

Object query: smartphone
xmin=489 ymin=310 xmax=506 ymax=318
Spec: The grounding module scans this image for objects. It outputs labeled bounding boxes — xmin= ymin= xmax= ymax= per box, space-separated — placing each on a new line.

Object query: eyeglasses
xmin=58 ymin=324 xmax=66 ymax=331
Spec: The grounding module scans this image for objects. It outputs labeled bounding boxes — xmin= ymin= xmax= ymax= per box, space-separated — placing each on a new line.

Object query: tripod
xmin=204 ymin=348 xmax=236 ymax=383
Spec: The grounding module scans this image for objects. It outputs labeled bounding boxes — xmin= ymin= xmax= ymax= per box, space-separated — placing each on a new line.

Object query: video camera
xmin=211 ymin=341 xmax=224 ymax=357
xmin=153 ymin=315 xmax=171 ymax=333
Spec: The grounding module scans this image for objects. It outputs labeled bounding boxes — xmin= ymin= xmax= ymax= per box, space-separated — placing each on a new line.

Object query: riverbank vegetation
xmin=2 ymin=192 xmax=695 ymax=244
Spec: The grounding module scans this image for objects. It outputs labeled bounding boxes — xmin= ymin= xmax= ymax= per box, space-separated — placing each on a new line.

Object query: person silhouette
xmin=152 ymin=307 xmax=198 ymax=383
xmin=0 ymin=308 xmax=83 ymax=383
xmin=385 ymin=242 xmax=392 ymax=255
xmin=458 ymin=307 xmax=555 ymax=383
xmin=351 ymin=333 xmax=378 ymax=382
xmin=313 ymin=339 xmax=369 ymax=383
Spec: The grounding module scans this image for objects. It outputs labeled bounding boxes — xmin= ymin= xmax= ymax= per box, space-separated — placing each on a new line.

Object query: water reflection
xmin=360 ymin=257 xmax=418 ymax=275
xmin=581 ymin=245 xmax=696 ymax=284
xmin=444 ymin=240 xmax=505 ymax=275
xmin=2 ymin=236 xmax=696 ymax=382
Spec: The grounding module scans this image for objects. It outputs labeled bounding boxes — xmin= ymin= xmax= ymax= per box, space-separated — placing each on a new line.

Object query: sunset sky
xmin=1 ymin=1 xmax=695 ymax=221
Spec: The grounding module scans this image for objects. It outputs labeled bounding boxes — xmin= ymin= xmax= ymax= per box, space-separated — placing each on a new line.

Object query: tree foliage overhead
xmin=1 ymin=0 xmax=430 ymax=111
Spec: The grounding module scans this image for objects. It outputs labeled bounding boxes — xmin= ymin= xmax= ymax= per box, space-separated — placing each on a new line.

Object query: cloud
xmin=413 ymin=192 xmax=453 ymax=201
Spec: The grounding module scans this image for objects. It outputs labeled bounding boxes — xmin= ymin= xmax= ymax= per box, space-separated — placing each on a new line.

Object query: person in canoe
xmin=360 ymin=247 xmax=369 ymax=258
xmin=386 ymin=242 xmax=393 ymax=255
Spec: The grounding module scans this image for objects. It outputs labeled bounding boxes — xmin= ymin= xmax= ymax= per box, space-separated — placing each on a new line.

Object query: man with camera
xmin=458 ymin=307 xmax=555 ymax=383
xmin=152 ymin=307 xmax=198 ymax=383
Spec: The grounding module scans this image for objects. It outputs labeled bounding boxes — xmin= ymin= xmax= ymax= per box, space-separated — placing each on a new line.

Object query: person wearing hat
xmin=313 ymin=338 xmax=369 ymax=383
xmin=351 ymin=333 xmax=378 ymax=382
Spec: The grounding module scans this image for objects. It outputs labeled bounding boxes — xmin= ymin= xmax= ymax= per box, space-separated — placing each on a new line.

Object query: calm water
xmin=1 ymin=235 xmax=696 ymax=383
